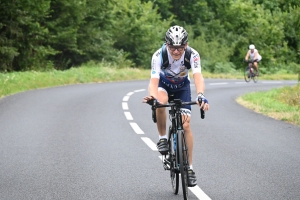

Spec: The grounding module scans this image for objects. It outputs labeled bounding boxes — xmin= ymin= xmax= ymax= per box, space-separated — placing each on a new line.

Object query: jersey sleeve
xmin=150 ymin=49 xmax=162 ymax=79
xmin=190 ymin=48 xmax=201 ymax=74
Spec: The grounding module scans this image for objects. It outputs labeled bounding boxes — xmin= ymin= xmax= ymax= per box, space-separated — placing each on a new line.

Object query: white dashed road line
xmin=122 ymin=102 xmax=129 ymax=110
xmin=123 ymin=96 xmax=130 ymax=101
xmin=141 ymin=137 xmax=158 ymax=151
xmin=124 ymin=111 xmax=133 ymax=120
xmin=129 ymin=122 xmax=144 ymax=134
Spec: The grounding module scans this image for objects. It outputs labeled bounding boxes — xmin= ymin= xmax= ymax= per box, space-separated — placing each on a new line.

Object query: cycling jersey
xmin=249 ymin=49 xmax=262 ymax=61
xmin=151 ymin=46 xmax=201 ymax=89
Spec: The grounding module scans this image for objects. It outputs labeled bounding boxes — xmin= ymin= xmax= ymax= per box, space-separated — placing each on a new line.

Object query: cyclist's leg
xmin=155 ymin=84 xmax=169 ymax=154
xmin=253 ymin=62 xmax=260 ymax=76
xmin=253 ymin=59 xmax=258 ymax=72
xmin=182 ymin=115 xmax=193 ymax=166
xmin=156 ymin=87 xmax=168 ymax=137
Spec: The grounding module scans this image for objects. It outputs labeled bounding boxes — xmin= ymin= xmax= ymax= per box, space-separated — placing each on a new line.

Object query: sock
xmin=159 ymin=135 xmax=167 ymax=140
xmin=189 ymin=165 xmax=193 ymax=170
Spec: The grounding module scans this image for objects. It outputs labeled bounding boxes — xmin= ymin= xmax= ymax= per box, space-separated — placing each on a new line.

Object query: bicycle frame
xmin=244 ymin=60 xmax=259 ymax=83
xmin=151 ymin=99 xmax=204 ymax=199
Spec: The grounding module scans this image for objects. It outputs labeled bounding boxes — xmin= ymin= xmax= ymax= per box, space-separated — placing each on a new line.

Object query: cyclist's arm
xmin=148 ymin=78 xmax=159 ymax=98
xmin=193 ymin=72 xmax=205 ymax=95
xmin=147 ymin=49 xmax=161 ymax=99
xmin=245 ymin=50 xmax=250 ymax=60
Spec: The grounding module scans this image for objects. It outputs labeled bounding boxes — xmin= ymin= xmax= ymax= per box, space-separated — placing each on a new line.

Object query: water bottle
xmin=173 ymin=133 xmax=177 ymax=151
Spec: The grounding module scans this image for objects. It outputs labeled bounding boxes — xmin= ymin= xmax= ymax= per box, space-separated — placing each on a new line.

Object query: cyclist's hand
xmin=244 ymin=59 xmax=248 ymax=63
xmin=196 ymin=93 xmax=209 ymax=111
xmin=142 ymin=96 xmax=159 ymax=106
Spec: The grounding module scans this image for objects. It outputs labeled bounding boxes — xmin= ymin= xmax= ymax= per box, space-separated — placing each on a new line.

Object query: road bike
xmin=244 ymin=60 xmax=259 ymax=83
xmin=150 ymin=98 xmax=205 ymax=200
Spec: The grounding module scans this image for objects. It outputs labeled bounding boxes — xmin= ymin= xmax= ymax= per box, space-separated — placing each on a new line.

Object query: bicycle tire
xmin=178 ymin=130 xmax=189 ymax=200
xmin=168 ymin=126 xmax=179 ymax=194
xmin=253 ymin=69 xmax=259 ymax=83
xmin=244 ymin=66 xmax=251 ymax=82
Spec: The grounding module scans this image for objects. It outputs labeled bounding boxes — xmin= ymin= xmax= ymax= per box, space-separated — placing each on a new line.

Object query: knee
xmin=183 ymin=121 xmax=191 ymax=132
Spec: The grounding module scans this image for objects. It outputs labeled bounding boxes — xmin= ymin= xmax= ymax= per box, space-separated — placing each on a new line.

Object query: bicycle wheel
xmin=244 ymin=66 xmax=251 ymax=82
xmin=168 ymin=127 xmax=179 ymax=194
xmin=178 ymin=130 xmax=189 ymax=200
xmin=253 ymin=68 xmax=259 ymax=83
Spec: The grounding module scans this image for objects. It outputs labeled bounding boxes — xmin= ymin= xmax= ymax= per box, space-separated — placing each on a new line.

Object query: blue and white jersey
xmin=150 ymin=46 xmax=201 ymax=89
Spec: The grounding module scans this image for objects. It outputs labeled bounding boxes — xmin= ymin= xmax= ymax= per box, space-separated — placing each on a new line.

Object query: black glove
xmin=146 ymin=98 xmax=159 ymax=106
xmin=196 ymin=93 xmax=209 ymax=104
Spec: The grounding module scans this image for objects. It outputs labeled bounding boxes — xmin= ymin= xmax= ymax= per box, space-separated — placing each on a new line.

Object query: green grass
xmin=237 ymin=84 xmax=300 ymax=126
xmin=0 ymin=62 xmax=299 ymax=126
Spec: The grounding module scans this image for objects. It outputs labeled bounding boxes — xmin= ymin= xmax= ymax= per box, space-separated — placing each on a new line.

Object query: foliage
xmin=109 ymin=0 xmax=170 ymax=67
xmin=0 ymin=0 xmax=299 ymax=72
xmin=278 ymin=84 xmax=300 ymax=107
xmin=0 ymin=0 xmax=55 ymax=71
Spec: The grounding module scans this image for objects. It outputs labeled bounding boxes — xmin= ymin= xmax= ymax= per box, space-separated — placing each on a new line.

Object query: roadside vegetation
xmin=1 ymin=62 xmax=299 ymax=126
xmin=237 ymin=84 xmax=300 ymax=126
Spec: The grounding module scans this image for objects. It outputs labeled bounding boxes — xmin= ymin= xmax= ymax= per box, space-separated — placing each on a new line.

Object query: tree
xmin=0 ymin=0 xmax=54 ymax=71
xmin=109 ymin=0 xmax=170 ymax=67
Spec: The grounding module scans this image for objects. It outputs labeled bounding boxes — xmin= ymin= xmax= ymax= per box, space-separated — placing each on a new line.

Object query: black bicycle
xmin=244 ymin=60 xmax=259 ymax=83
xmin=150 ymin=98 xmax=204 ymax=200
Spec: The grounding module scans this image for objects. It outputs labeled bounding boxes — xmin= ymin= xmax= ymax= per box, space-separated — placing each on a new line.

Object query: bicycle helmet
xmin=165 ymin=25 xmax=188 ymax=46
xmin=249 ymin=44 xmax=255 ymax=50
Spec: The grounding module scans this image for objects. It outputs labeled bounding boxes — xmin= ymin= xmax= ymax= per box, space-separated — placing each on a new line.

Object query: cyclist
xmin=142 ymin=25 xmax=209 ymax=187
xmin=244 ymin=44 xmax=262 ymax=75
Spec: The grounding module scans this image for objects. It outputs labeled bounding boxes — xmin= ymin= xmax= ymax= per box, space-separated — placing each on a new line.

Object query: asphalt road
xmin=0 ymin=79 xmax=299 ymax=200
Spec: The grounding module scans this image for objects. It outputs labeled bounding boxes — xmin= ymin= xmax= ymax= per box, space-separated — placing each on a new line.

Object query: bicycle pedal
xmin=163 ymin=164 xmax=170 ymax=170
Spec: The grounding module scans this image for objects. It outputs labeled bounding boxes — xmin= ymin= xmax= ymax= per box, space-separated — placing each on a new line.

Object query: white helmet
xmin=165 ymin=25 xmax=188 ymax=46
xmin=249 ymin=44 xmax=255 ymax=50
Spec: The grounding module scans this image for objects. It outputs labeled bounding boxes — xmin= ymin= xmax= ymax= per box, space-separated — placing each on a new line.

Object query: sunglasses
xmin=168 ymin=45 xmax=185 ymax=52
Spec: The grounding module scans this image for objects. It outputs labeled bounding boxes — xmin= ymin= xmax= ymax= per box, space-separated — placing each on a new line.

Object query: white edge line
xmin=209 ymin=82 xmax=228 ymax=85
xmin=235 ymin=82 xmax=247 ymax=84
xmin=124 ymin=112 xmax=133 ymax=120
xmin=122 ymin=102 xmax=129 ymax=110
xmin=129 ymin=122 xmax=144 ymax=134
xmin=262 ymin=81 xmax=282 ymax=84
xmin=141 ymin=137 xmax=158 ymax=151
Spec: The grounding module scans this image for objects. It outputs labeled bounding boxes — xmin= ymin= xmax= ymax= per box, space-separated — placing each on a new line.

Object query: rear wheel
xmin=178 ymin=130 xmax=189 ymax=200
xmin=168 ymin=127 xmax=179 ymax=194
xmin=244 ymin=66 xmax=251 ymax=82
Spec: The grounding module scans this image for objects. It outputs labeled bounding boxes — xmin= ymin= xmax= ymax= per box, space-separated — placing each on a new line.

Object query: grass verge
xmin=236 ymin=84 xmax=300 ymax=126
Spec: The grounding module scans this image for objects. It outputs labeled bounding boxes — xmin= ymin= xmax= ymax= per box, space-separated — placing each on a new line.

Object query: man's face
xmin=250 ymin=49 xmax=254 ymax=53
xmin=167 ymin=44 xmax=187 ymax=60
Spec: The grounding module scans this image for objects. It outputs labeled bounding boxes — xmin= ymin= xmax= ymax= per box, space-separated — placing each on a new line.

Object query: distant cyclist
xmin=142 ymin=25 xmax=209 ymax=187
xmin=245 ymin=44 xmax=262 ymax=75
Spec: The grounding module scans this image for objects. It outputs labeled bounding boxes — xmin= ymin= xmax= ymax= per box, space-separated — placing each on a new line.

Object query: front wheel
xmin=244 ymin=66 xmax=251 ymax=82
xmin=252 ymin=68 xmax=259 ymax=83
xmin=168 ymin=127 xmax=179 ymax=194
xmin=178 ymin=130 xmax=189 ymax=200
